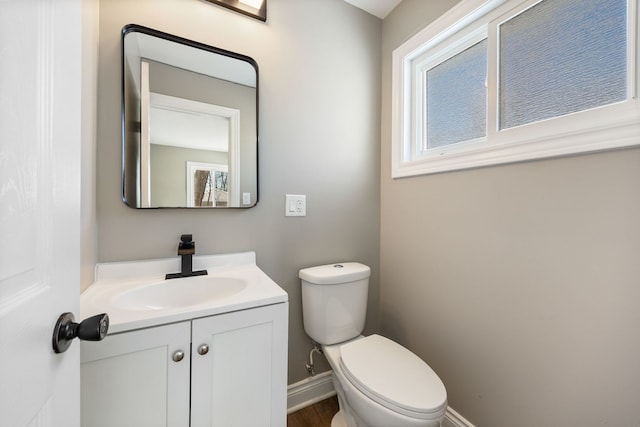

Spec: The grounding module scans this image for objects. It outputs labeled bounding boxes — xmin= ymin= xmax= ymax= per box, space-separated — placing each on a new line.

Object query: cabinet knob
xmin=198 ymin=344 xmax=209 ymax=355
xmin=172 ymin=350 xmax=185 ymax=362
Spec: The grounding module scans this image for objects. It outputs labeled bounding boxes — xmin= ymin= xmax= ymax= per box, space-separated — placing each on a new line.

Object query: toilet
xmin=299 ymin=262 xmax=447 ymax=427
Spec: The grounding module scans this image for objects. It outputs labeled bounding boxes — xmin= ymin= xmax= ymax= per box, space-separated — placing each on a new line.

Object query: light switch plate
xmin=285 ymin=194 xmax=306 ymax=217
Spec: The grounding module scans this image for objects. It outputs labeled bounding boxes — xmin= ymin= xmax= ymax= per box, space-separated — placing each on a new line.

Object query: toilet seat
xmin=338 ymin=335 xmax=447 ymax=420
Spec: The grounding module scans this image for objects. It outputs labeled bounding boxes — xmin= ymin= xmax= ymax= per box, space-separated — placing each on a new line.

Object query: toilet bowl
xmin=324 ymin=335 xmax=447 ymax=427
xmin=299 ymin=263 xmax=447 ymax=427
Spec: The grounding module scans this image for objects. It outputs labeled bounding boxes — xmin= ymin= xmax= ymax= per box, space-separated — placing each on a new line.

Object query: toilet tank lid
xmin=299 ymin=262 xmax=370 ymax=285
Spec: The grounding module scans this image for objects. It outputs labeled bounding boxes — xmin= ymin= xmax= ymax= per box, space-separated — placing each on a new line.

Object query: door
xmin=80 ymin=322 xmax=191 ymax=427
xmin=0 ymin=0 xmax=89 ymax=425
xmin=190 ymin=303 xmax=289 ymax=427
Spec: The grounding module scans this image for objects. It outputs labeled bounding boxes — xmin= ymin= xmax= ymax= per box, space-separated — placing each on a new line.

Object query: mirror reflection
xmin=122 ymin=25 xmax=258 ymax=208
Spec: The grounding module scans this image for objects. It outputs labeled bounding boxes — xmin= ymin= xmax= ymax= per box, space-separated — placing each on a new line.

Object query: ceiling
xmin=343 ymin=0 xmax=403 ymax=19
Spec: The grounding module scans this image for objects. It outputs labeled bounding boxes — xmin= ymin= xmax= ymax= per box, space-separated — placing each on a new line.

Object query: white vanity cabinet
xmin=80 ymin=302 xmax=288 ymax=427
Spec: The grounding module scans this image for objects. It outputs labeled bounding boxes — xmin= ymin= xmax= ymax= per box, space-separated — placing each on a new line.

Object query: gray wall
xmin=381 ymin=1 xmax=640 ymax=426
xmin=97 ymin=0 xmax=381 ymax=384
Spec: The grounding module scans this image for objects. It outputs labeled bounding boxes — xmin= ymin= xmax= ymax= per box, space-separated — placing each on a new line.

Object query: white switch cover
xmin=285 ymin=194 xmax=306 ymax=217
xmin=242 ymin=192 xmax=251 ymax=205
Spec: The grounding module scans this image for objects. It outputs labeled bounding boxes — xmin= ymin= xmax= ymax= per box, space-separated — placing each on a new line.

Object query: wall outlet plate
xmin=285 ymin=194 xmax=306 ymax=217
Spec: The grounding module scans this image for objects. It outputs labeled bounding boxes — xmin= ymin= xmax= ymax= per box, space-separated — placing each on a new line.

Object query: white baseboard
xmin=287 ymin=371 xmax=336 ymax=414
xmin=287 ymin=370 xmax=475 ymax=427
xmin=444 ymin=406 xmax=475 ymax=427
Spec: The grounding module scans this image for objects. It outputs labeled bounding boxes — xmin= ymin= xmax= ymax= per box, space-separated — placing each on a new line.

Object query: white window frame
xmin=392 ymin=0 xmax=640 ymax=178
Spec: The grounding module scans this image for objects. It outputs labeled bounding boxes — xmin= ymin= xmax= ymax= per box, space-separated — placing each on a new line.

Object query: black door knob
xmin=52 ymin=312 xmax=109 ymax=354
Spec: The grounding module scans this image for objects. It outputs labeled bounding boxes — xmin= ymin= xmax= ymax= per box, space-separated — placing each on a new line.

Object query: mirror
xmin=122 ymin=24 xmax=258 ymax=208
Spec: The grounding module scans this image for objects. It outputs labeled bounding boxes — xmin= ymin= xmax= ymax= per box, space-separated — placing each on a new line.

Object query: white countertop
xmin=81 ymin=251 xmax=288 ymax=334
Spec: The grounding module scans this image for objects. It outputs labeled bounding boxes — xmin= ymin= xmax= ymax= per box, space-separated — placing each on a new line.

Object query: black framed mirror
xmin=122 ymin=24 xmax=258 ymax=209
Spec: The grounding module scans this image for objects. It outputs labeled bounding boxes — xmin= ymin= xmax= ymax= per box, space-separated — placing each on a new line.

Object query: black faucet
xmin=165 ymin=234 xmax=208 ymax=280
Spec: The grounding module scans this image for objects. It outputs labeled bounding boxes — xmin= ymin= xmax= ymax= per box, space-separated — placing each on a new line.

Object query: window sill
xmin=392 ymin=115 xmax=640 ymax=178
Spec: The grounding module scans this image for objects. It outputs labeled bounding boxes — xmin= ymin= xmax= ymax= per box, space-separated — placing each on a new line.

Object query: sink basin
xmin=112 ymin=275 xmax=247 ymax=310
xmin=81 ymin=251 xmax=288 ymax=333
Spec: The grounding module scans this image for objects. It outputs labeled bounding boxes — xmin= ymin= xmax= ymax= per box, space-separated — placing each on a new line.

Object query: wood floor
xmin=287 ymin=396 xmax=339 ymax=427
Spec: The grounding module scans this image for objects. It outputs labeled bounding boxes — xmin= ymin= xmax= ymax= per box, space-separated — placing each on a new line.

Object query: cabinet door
xmin=80 ymin=322 xmax=191 ymax=427
xmin=191 ymin=303 xmax=288 ymax=427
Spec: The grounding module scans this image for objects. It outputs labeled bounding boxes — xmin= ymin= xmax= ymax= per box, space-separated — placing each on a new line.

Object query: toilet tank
xmin=299 ymin=263 xmax=370 ymax=345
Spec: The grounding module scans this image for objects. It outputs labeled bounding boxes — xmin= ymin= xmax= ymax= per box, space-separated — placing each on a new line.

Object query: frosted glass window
xmin=499 ymin=0 xmax=627 ymax=129
xmin=392 ymin=0 xmax=639 ymax=177
xmin=426 ymin=39 xmax=487 ymax=149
